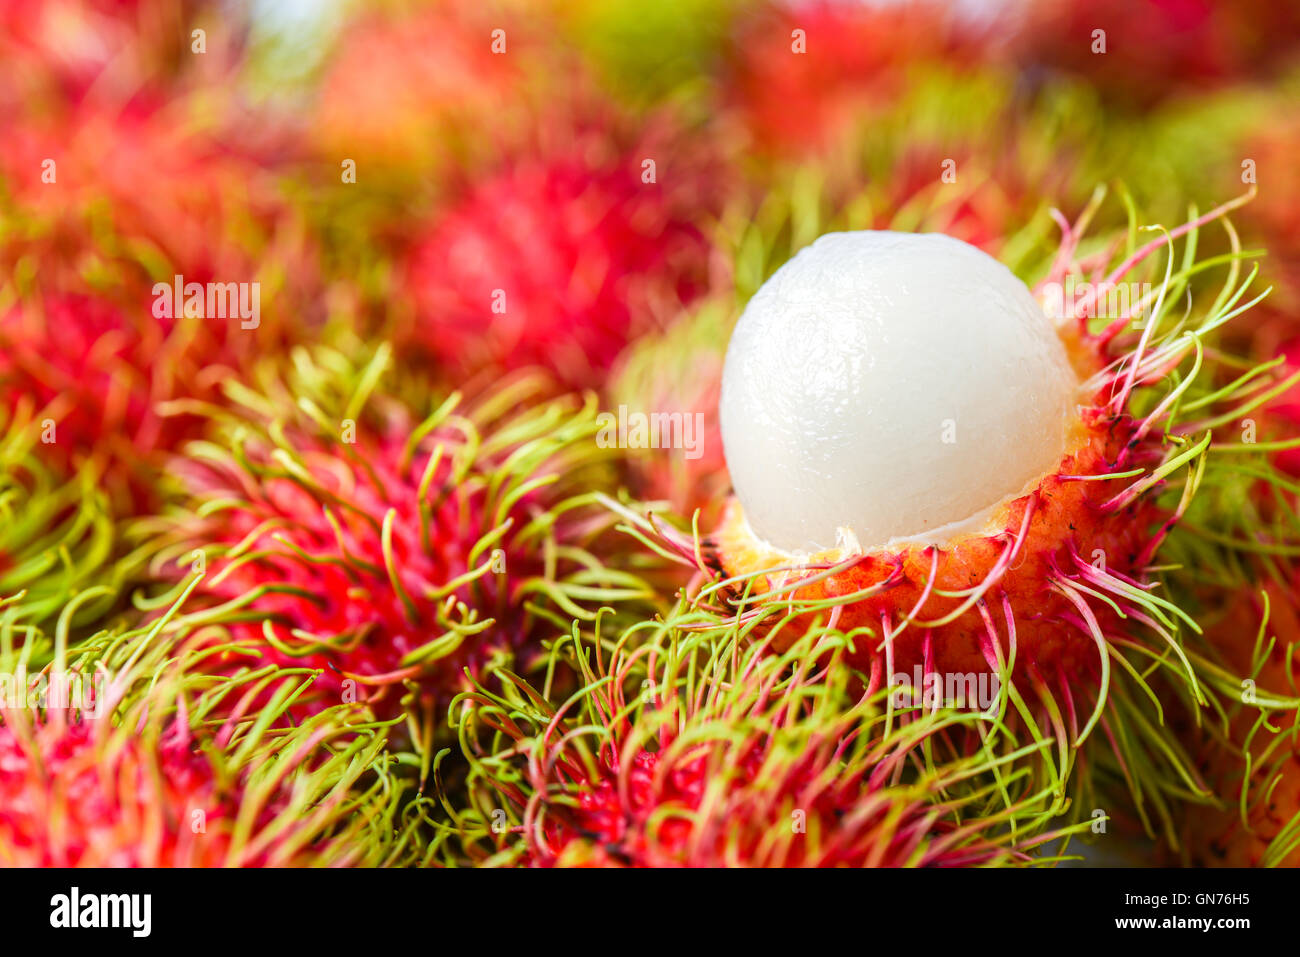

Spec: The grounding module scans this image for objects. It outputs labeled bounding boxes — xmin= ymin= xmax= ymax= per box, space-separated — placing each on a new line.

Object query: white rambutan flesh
xmin=719 ymin=230 xmax=1080 ymax=553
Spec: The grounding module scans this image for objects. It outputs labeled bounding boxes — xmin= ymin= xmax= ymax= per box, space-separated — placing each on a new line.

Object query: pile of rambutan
xmin=3 ymin=0 xmax=1300 ymax=872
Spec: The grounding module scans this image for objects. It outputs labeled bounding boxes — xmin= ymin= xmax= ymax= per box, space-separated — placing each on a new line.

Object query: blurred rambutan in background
xmin=1013 ymin=0 xmax=1300 ymax=109
xmin=401 ymin=106 xmax=726 ymax=392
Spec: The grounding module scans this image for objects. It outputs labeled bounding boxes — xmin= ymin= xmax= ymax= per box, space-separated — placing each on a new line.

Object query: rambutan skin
xmin=530 ymin=746 xmax=918 ymax=868
xmin=1011 ymin=0 xmax=1300 ymax=108
xmin=0 ymin=415 xmax=118 ymax=633
xmin=312 ymin=2 xmax=528 ymax=174
xmin=0 ymin=708 xmax=404 ymax=867
xmin=0 ymin=92 xmax=323 ymax=511
xmin=520 ymin=741 xmax=1019 ymax=869
xmin=0 ymin=293 xmax=171 ymax=469
xmin=712 ymin=407 xmax=1161 ymax=684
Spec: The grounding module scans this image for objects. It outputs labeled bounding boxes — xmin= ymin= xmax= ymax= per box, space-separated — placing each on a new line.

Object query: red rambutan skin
xmin=712 ymin=407 xmax=1160 ymax=687
xmin=1233 ymin=118 xmax=1300 ymax=319
xmin=537 ymin=750 xmax=715 ymax=867
xmin=456 ymin=613 xmax=1038 ymax=867
xmin=0 ymin=714 xmax=241 ymax=867
xmin=0 ymin=282 xmax=284 ymax=512
xmin=2 ymin=97 xmax=321 ymax=312
xmin=1269 ymin=340 xmax=1300 ymax=478
xmin=313 ymin=3 xmax=727 ymax=391
xmin=0 ymin=0 xmax=239 ymax=111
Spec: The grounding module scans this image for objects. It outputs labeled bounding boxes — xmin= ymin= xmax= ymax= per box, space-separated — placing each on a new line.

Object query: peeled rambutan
xmin=144 ymin=343 xmax=645 ymax=734
xmin=445 ymin=612 xmax=1063 ymax=867
xmin=640 ymin=193 xmax=1280 ymax=820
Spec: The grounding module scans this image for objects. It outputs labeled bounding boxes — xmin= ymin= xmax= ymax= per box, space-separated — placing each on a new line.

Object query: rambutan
xmin=0 ymin=612 xmax=407 ymax=867
xmin=1012 ymin=0 xmax=1300 ymax=109
xmin=312 ymin=0 xmax=534 ymax=177
xmin=444 ymin=610 xmax=1068 ymax=867
xmin=602 ymin=140 xmax=1087 ymax=525
xmin=401 ymin=108 xmax=720 ymax=392
xmin=0 ymin=91 xmax=322 ymax=507
xmin=1 ymin=14 xmax=309 ymax=289
xmin=0 ymin=290 xmax=175 ymax=491
xmin=1142 ymin=322 xmax=1300 ymax=862
xmin=1172 ymin=577 xmax=1300 ymax=866
xmin=0 ymin=0 xmax=242 ymax=110
xmin=1269 ymin=340 xmax=1300 ymax=477
xmin=633 ymin=192 xmax=1282 ymax=824
xmin=1236 ymin=113 xmax=1300 ymax=311
xmin=142 ymin=343 xmax=648 ymax=735
xmin=310 ymin=3 xmax=728 ymax=393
